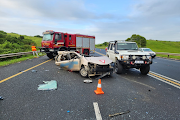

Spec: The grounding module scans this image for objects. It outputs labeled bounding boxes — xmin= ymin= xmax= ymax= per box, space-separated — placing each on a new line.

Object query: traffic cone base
xmin=94 ymin=79 xmax=104 ymax=95
xmin=94 ymin=89 xmax=104 ymax=94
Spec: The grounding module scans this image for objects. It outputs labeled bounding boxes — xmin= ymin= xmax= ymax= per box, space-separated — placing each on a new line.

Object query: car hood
xmin=117 ymin=50 xmax=150 ymax=55
xmin=85 ymin=56 xmax=112 ymax=65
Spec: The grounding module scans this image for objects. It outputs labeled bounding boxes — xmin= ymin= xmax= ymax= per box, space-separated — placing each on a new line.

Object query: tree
xmin=126 ymin=34 xmax=147 ymax=47
xmin=34 ymin=35 xmax=43 ymax=38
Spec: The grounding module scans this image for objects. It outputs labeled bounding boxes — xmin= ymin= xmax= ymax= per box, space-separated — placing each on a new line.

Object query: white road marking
xmin=93 ymin=102 xmax=102 ymax=120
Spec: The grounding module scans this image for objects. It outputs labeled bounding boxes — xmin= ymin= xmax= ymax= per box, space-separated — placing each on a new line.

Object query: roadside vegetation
xmin=0 ymin=30 xmax=44 ymax=66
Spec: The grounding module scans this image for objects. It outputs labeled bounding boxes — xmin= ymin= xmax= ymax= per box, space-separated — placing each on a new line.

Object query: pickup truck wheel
xmin=80 ymin=66 xmax=88 ymax=77
xmin=140 ymin=65 xmax=150 ymax=75
xmin=114 ymin=60 xmax=123 ymax=74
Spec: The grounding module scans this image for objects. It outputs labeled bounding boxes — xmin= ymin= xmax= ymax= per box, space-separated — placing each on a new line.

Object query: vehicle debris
xmin=109 ymin=110 xmax=130 ymax=117
xmin=0 ymin=96 xmax=3 ymax=100
xmin=83 ymin=79 xmax=93 ymax=83
xmin=32 ymin=70 xmax=37 ymax=73
xmin=96 ymin=72 xmax=111 ymax=80
xmin=38 ymin=80 xmax=57 ymax=90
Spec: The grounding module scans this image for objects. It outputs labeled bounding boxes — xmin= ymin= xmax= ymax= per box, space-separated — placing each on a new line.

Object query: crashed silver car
xmin=55 ymin=51 xmax=113 ymax=77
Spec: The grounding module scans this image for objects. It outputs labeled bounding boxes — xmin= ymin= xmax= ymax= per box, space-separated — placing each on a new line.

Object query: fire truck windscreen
xmin=43 ymin=34 xmax=53 ymax=41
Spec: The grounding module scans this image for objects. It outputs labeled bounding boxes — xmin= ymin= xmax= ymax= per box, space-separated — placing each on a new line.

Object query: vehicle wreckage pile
xmin=55 ymin=51 xmax=113 ymax=78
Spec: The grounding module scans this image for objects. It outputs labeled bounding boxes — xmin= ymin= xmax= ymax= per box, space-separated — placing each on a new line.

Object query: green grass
xmin=7 ymin=33 xmax=42 ymax=47
xmin=0 ymin=32 xmax=44 ymax=67
xmin=146 ymin=40 xmax=180 ymax=53
xmin=156 ymin=54 xmax=180 ymax=60
xmin=0 ymin=53 xmax=45 ymax=67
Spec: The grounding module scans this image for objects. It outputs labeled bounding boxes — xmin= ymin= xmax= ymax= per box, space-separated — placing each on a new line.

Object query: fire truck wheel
xmin=83 ymin=50 xmax=89 ymax=55
xmin=47 ymin=53 xmax=54 ymax=59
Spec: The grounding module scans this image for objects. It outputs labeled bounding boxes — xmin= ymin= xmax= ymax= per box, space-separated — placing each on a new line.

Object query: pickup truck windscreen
xmin=117 ymin=43 xmax=138 ymax=50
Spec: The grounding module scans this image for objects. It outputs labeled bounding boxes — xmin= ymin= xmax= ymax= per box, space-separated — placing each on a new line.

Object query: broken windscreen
xmin=117 ymin=43 xmax=138 ymax=50
xmin=42 ymin=34 xmax=53 ymax=41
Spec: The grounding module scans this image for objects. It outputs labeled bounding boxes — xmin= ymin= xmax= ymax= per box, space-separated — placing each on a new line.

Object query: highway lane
xmin=0 ymin=50 xmax=180 ymax=120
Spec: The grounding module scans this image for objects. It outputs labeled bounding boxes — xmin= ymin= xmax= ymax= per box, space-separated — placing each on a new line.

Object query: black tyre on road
xmin=140 ymin=65 xmax=150 ymax=75
xmin=114 ymin=60 xmax=123 ymax=74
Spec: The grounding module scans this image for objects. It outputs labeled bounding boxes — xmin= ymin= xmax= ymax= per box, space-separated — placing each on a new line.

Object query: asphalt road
xmin=0 ymin=49 xmax=180 ymax=120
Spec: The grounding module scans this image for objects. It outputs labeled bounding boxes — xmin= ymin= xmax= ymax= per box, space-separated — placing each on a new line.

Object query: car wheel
xmin=80 ymin=66 xmax=88 ymax=77
xmin=114 ymin=60 xmax=123 ymax=74
xmin=140 ymin=65 xmax=150 ymax=75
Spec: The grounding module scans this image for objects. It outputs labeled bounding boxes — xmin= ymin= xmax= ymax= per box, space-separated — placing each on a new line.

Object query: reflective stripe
xmin=97 ymin=84 xmax=101 ymax=88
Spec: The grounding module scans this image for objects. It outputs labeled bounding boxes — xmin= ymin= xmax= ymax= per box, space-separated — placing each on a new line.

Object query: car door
xmin=108 ymin=43 xmax=116 ymax=62
xmin=68 ymin=53 xmax=81 ymax=71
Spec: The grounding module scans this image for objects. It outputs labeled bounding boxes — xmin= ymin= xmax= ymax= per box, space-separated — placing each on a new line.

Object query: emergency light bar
xmin=43 ymin=30 xmax=55 ymax=35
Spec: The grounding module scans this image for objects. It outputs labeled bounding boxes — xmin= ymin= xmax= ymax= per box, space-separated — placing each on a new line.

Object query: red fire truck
xmin=39 ymin=30 xmax=95 ymax=59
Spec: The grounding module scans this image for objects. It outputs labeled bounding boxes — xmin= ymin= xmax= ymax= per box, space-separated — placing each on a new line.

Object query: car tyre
xmin=140 ymin=65 xmax=150 ymax=75
xmin=80 ymin=66 xmax=88 ymax=77
xmin=114 ymin=60 xmax=123 ymax=74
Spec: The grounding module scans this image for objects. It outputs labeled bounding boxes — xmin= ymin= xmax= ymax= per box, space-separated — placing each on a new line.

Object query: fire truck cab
xmin=39 ymin=30 xmax=95 ymax=59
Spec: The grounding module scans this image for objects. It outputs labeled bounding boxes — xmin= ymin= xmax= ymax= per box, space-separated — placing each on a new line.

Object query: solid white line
xmin=93 ymin=102 xmax=102 ymax=120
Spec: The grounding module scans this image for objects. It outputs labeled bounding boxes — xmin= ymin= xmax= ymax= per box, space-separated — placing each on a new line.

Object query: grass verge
xmin=0 ymin=53 xmax=46 ymax=67
xmin=156 ymin=54 xmax=180 ymax=60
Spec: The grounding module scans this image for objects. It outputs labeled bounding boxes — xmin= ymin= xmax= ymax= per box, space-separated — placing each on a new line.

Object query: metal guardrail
xmin=0 ymin=52 xmax=34 ymax=59
xmin=156 ymin=52 xmax=180 ymax=56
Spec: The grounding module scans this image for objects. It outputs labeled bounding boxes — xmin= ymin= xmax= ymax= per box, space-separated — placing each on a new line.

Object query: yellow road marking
xmin=0 ymin=59 xmax=52 ymax=84
xmin=149 ymin=72 xmax=180 ymax=87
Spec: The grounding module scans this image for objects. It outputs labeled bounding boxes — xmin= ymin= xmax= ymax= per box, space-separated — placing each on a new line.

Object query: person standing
xmin=31 ymin=44 xmax=39 ymax=57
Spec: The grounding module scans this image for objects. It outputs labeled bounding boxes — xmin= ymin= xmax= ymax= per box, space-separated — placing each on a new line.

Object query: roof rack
xmin=109 ymin=40 xmax=126 ymax=43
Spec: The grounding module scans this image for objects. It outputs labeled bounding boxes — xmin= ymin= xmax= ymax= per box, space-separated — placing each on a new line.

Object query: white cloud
xmin=0 ymin=0 xmax=180 ymax=44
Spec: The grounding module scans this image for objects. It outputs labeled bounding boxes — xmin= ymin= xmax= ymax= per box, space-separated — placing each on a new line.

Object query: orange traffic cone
xmin=94 ymin=79 xmax=104 ymax=94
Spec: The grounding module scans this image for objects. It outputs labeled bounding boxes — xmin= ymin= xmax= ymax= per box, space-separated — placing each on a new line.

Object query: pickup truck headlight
xmin=146 ymin=55 xmax=152 ymax=60
xmin=120 ymin=55 xmax=129 ymax=60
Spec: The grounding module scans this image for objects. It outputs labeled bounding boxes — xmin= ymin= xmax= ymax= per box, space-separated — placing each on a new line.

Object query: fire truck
xmin=39 ymin=30 xmax=95 ymax=59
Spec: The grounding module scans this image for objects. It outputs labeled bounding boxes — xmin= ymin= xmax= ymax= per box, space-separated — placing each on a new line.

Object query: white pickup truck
xmin=106 ymin=40 xmax=153 ymax=75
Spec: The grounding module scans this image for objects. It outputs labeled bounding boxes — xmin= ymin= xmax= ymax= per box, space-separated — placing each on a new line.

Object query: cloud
xmin=0 ymin=0 xmax=180 ymax=44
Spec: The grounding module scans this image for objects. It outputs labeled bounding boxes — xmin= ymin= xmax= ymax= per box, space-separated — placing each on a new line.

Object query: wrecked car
xmin=55 ymin=51 xmax=113 ymax=77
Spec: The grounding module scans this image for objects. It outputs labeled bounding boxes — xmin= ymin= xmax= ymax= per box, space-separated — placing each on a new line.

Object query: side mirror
xmin=55 ymin=41 xmax=57 ymax=44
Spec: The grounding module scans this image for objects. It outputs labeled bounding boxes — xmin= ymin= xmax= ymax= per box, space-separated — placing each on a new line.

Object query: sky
xmin=0 ymin=0 xmax=180 ymax=44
